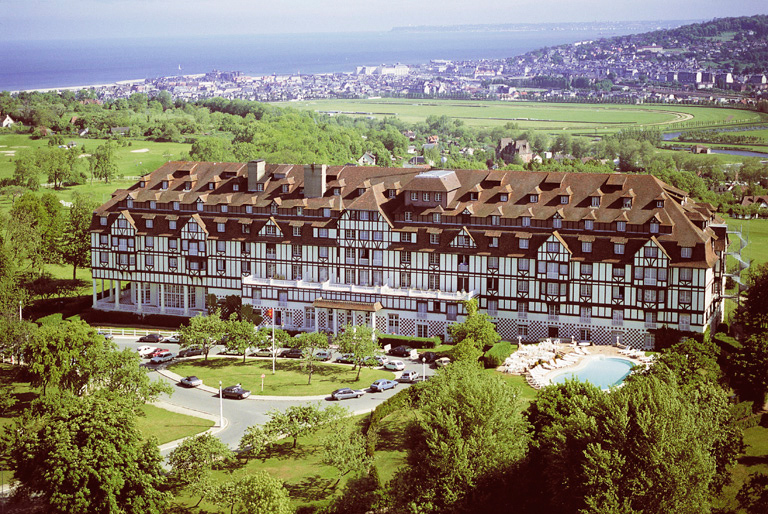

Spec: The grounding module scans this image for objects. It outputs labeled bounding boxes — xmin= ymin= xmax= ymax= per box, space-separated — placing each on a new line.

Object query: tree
xmin=210 ymin=472 xmax=291 ymax=514
xmin=388 ymin=361 xmax=529 ymax=513
xmin=3 ymin=392 xmax=169 ymax=514
xmin=321 ymin=422 xmax=374 ymax=487
xmin=91 ymin=141 xmax=118 ymax=183
xmin=265 ymin=403 xmax=348 ymax=449
xmin=447 ymin=298 xmax=500 ymax=350
xmin=451 ymin=336 xmax=483 ymax=363
xmin=726 ymin=335 xmax=768 ymax=409
xmin=189 ymin=137 xmax=234 ymax=161
xmin=238 ymin=425 xmax=276 ymax=463
xmin=167 ymin=433 xmax=234 ymax=505
xmin=178 ymin=310 xmax=227 ymax=362
xmin=736 ymin=262 xmax=768 ymax=336
xmin=225 ymin=317 xmax=256 ymax=363
xmin=334 ymin=324 xmax=380 ymax=381
xmin=61 ymin=191 xmax=97 ymax=279
xmin=296 ymin=331 xmax=330 ymax=384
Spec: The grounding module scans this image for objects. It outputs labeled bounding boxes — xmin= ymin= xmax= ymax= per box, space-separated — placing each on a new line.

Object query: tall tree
xmin=296 ymin=331 xmax=330 ymax=385
xmin=321 ymin=421 xmax=374 ymax=487
xmin=334 ymin=324 xmax=379 ymax=381
xmin=447 ymin=298 xmax=500 ymax=350
xmin=61 ymin=191 xmax=97 ymax=279
xmin=225 ymin=317 xmax=256 ymax=363
xmin=736 ymin=262 xmax=768 ymax=337
xmin=209 ymin=472 xmax=291 ymax=514
xmin=90 ymin=141 xmax=118 ymax=183
xmin=726 ymin=335 xmax=768 ymax=409
xmin=178 ymin=310 xmax=227 ymax=362
xmin=265 ymin=403 xmax=348 ymax=449
xmin=3 ymin=392 xmax=169 ymax=514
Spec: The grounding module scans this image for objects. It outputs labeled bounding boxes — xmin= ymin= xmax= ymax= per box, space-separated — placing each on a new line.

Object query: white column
xmin=114 ymin=280 xmax=120 ymax=310
xmin=92 ymin=280 xmax=98 ymax=308
xmin=370 ymin=311 xmax=376 ymax=339
xmin=136 ymin=282 xmax=142 ymax=313
xmin=333 ymin=309 xmax=338 ymax=336
xmin=183 ymin=285 xmax=189 ymax=316
xmin=160 ymin=283 xmax=166 ymax=313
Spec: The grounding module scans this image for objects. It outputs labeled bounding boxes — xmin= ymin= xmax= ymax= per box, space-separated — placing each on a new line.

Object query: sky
xmin=1 ymin=0 xmax=767 ymax=41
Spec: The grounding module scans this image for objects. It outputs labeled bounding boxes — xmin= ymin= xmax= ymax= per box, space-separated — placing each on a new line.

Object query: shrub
xmin=483 ymin=341 xmax=514 ymax=369
xmin=378 ymin=334 xmax=440 ymax=349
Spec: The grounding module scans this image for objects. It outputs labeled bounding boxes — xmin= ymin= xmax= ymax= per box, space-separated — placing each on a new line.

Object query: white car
xmin=137 ymin=345 xmax=157 ymax=357
xmin=399 ymin=370 xmax=419 ymax=382
xmin=384 ymin=360 xmax=405 ymax=371
xmin=251 ymin=348 xmax=278 ymax=358
xmin=150 ymin=351 xmax=175 ymax=364
xmin=374 ymin=355 xmax=389 ymax=366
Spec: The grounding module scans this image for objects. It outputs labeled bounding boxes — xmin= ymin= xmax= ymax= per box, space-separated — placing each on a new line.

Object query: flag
xmin=266 ymin=308 xmax=273 ymax=319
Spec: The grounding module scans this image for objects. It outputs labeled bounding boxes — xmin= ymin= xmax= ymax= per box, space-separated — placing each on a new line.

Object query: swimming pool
xmin=550 ymin=356 xmax=635 ymax=389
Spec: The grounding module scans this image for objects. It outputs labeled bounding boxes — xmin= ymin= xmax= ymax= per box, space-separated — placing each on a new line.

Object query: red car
xmin=148 ymin=348 xmax=170 ymax=358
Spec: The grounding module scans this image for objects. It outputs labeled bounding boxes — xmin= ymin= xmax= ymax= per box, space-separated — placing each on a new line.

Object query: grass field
xmin=136 ymin=404 xmax=214 ymax=445
xmin=168 ymin=358 xmax=395 ymax=396
xmin=725 ymin=216 xmax=768 ymax=268
xmin=715 ymin=418 xmax=768 ymax=512
xmin=275 ymin=98 xmax=767 ymax=133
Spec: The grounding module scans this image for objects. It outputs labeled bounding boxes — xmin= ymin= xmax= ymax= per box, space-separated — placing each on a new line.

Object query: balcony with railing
xmin=458 ymin=263 xmax=469 ymax=272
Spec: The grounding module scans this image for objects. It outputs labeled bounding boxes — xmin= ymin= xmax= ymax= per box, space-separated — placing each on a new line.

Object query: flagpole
xmin=271 ymin=309 xmax=276 ymax=374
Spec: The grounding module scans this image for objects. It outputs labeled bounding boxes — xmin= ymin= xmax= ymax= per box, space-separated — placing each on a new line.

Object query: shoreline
xmin=11 ymin=78 xmax=148 ymax=94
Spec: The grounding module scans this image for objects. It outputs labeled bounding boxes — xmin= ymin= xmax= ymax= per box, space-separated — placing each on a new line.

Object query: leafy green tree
xmin=736 ymin=262 xmax=768 ymax=336
xmin=388 ymin=361 xmax=529 ymax=513
xmin=451 ymin=335 xmax=482 ymax=363
xmin=167 ymin=433 xmax=234 ymax=505
xmin=225 ymin=317 xmax=256 ymax=363
xmin=296 ymin=331 xmax=330 ymax=385
xmin=265 ymin=403 xmax=348 ymax=449
xmin=726 ymin=335 xmax=768 ymax=409
xmin=61 ymin=191 xmax=96 ymax=279
xmin=447 ymin=298 xmax=500 ymax=350
xmin=210 ymin=472 xmax=291 ymax=514
xmin=3 ymin=392 xmax=169 ymax=514
xmin=178 ymin=310 xmax=227 ymax=362
xmin=189 ymin=137 xmax=234 ymax=161
xmin=12 ymin=148 xmax=41 ymax=189
xmin=321 ymin=422 xmax=374 ymax=487
xmin=91 ymin=141 xmax=118 ymax=183
xmin=334 ymin=324 xmax=379 ymax=381
xmin=238 ymin=425 xmax=276 ymax=463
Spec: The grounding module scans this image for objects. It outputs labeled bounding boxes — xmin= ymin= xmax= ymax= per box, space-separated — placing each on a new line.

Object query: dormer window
xmin=333 ymin=188 xmax=341 ymax=196
xmin=256 ymin=183 xmax=264 ymax=192
xmin=197 ymin=201 xmax=204 ymax=212
xmin=522 ymin=216 xmax=531 ymax=227
xmin=435 ymin=192 xmax=442 ymax=202
xmin=282 ymin=184 xmax=289 ymax=193
xmin=423 ymin=192 xmax=430 ymax=202
xmin=470 ymin=192 xmax=479 ymax=201
xmin=217 ymin=223 xmax=225 ymax=233
xmin=582 ymin=241 xmax=592 ymax=253
xmin=139 ymin=181 xmax=145 ymax=188
xmin=149 ymin=200 xmax=156 ymax=210
xmin=172 ymin=201 xmax=180 ymax=211
xmin=169 ymin=220 xmax=177 ymax=230
xmin=650 ymin=221 xmax=659 ymax=233
xmin=126 ymin=197 xmax=133 ymax=208
xmin=553 ymin=217 xmax=562 ymax=229
xmin=405 ymin=211 xmax=412 ymax=221
xmin=233 ymin=183 xmax=239 ymax=192
xmin=146 ymin=219 xmax=154 ymax=229
xmin=410 ymin=192 xmax=418 ymax=201
xmin=623 ymin=198 xmax=632 ymax=209
xmin=491 ymin=215 xmax=500 ymax=226
xmin=529 ymin=194 xmax=539 ymax=203
xmin=208 ymin=182 xmax=215 ymax=190
xmin=591 ymin=196 xmax=600 ymax=208
xmin=221 ymin=205 xmax=228 ymax=213
xmin=560 ymin=195 xmax=569 ymax=204
xmin=359 ymin=188 xmax=366 ymax=196
xmin=585 ymin=219 xmax=594 ymax=230
xmin=617 ymin=221 xmax=626 ymax=232
xmin=241 ymin=224 xmax=250 ymax=234
xmin=359 ymin=211 xmax=369 ymax=220
xmin=100 ymin=216 xmax=108 ymax=226
xmin=490 ymin=237 xmax=499 ymax=248
xmin=656 ymin=200 xmax=664 ymax=209
xmin=323 ymin=208 xmax=331 ymax=218
xmin=681 ymin=247 xmax=692 ymax=259
xmin=270 ymin=204 xmax=278 ymax=214
xmin=184 ymin=181 xmax=191 ymax=191
xmin=296 ymin=207 xmax=303 ymax=216
xmin=388 ymin=189 xmax=396 ymax=198
xmin=161 ymin=180 xmax=168 ymax=190
xmin=500 ymin=193 xmax=509 ymax=202
xmin=246 ymin=205 xmax=253 ymax=214
xmin=614 ymin=243 xmax=625 ymax=255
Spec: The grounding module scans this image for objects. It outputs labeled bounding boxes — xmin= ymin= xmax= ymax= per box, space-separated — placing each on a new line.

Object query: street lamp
xmin=422 ymin=357 xmax=426 ymax=382
xmin=218 ymin=380 xmax=223 ymax=428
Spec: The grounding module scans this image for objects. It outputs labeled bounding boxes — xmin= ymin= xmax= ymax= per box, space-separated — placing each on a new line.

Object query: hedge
xmin=483 ymin=341 xmax=514 ymax=369
xmin=378 ymin=334 xmax=440 ymax=349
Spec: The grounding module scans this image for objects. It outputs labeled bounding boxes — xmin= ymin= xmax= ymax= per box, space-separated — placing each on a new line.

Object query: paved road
xmin=113 ymin=336 xmax=433 ymax=451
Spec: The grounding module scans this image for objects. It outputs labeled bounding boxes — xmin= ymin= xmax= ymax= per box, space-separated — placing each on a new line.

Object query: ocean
xmin=1 ymin=28 xmax=637 ymax=92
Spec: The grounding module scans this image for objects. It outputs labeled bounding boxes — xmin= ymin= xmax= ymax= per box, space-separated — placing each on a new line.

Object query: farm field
xmin=277 ymin=98 xmax=767 ymax=133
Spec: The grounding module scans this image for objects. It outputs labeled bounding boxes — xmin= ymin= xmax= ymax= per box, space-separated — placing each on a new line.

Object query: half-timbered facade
xmin=91 ymin=161 xmax=729 ymax=349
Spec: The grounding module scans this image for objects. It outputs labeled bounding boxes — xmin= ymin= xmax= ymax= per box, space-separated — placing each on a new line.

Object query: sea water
xmin=1 ymin=29 xmax=636 ymax=92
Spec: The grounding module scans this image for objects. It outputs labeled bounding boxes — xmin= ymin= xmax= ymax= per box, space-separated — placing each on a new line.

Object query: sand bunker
xmin=130 ymin=148 xmax=150 ymax=153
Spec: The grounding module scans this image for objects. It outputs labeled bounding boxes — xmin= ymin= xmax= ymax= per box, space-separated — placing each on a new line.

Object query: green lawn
xmin=725 ymin=216 xmax=768 ymax=269
xmin=484 ymin=369 xmax=538 ymax=406
xmin=136 ymin=404 xmax=214 ymax=445
xmin=715 ymin=419 xmax=768 ymax=512
xmin=168 ymin=358 xmax=395 ymax=396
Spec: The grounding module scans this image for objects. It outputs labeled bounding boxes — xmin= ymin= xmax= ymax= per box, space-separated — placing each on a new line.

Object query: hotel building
xmin=91 ymin=160 xmax=729 ymax=349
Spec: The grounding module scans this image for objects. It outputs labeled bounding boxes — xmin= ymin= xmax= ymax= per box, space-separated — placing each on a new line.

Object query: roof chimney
xmin=304 ymin=163 xmax=327 ymax=198
xmin=247 ymin=160 xmax=266 ymax=191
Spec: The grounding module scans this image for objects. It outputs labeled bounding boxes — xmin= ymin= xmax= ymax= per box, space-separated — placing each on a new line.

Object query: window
xmin=430 ymin=233 xmax=440 ymax=245
xmin=333 ymin=188 xmax=341 ymax=196
xmin=470 ymin=192 xmax=478 ymax=201
xmin=217 ymin=223 xmax=225 ymax=233
xmin=188 ymin=222 xmax=198 ymax=233
xmin=491 ymin=215 xmax=500 ymax=226
xmin=500 ymin=193 xmax=508 ymax=202
xmin=241 ymin=224 xmax=250 ymax=234
xmin=435 ymin=193 xmax=442 ymax=202
xmin=656 ymin=200 xmax=664 ymax=209
xmin=519 ymin=238 xmax=529 ymax=249
xmin=490 ymin=237 xmax=499 ymax=248
xmin=428 ymin=274 xmax=440 ymax=290
xmin=457 ymin=276 xmax=469 ymax=291
xmin=99 ymin=252 xmax=108 ymax=264
xmin=579 ymin=328 xmax=591 ymax=342
xmin=650 ymin=221 xmax=659 ymax=234
xmin=553 ymin=217 xmax=562 ymax=229
xmin=388 ymin=314 xmax=400 ymax=334
xmin=345 ymin=229 xmax=355 ymax=240
xmin=521 ymin=216 xmax=531 ymax=227
xmin=256 ymin=183 xmax=264 ymax=192
xmin=518 ymin=324 xmax=529 ymax=337
xmin=292 ymin=244 xmax=302 ymax=257
xmin=373 ymin=250 xmax=383 ymax=265
xmin=582 ymin=241 xmax=592 ymax=253
xmin=547 ymin=242 xmax=558 ymax=253
xmin=169 ymin=220 xmax=177 ymax=230
xmin=447 ymin=304 xmax=458 ymax=321
xmin=169 ymin=239 xmax=177 ymax=250
xmin=581 ymin=263 xmax=592 ymax=275
xmin=404 ymin=211 xmax=412 ymax=221
xmin=318 ymin=228 xmax=328 ymax=238
xmin=612 ymin=286 xmax=624 ymax=300
xmin=319 ymin=266 xmax=329 ymax=282
xmin=518 ymin=259 xmax=530 ymax=272
xmin=612 ymin=310 xmax=624 ymax=326
xmin=401 ymin=232 xmax=412 ymax=243
xmin=149 ymin=200 xmax=156 ymax=210
xmin=679 ymin=290 xmax=692 ymax=304
xmin=99 ymin=234 xmax=108 ymax=245
xmin=400 ymin=272 xmax=411 ymax=288
xmin=145 ymin=236 xmax=154 ymax=248
xmin=241 ymin=261 xmax=251 ymax=275
xmin=400 ymin=251 xmax=411 ymax=264
xmin=410 ymin=192 xmax=418 ymax=201
xmin=323 ymin=208 xmax=331 ymax=218
xmin=681 ymin=247 xmax=692 ymax=259
xmin=580 ymin=284 xmax=592 ymax=297
xmin=487 ymin=299 xmax=498 ymax=317
xmin=644 ymin=247 xmax=658 ymax=258
xmin=591 ymin=196 xmax=600 ymax=208
xmin=293 ymin=226 xmax=301 ymax=237
xmin=680 ymin=268 xmax=693 ymax=282
xmin=529 ymin=194 xmax=539 ymax=203
xmin=172 ymin=201 xmax=180 ymax=211
xmin=161 ymin=180 xmax=168 ymax=190
xmin=617 ymin=221 xmax=626 ymax=232
xmin=373 ymin=231 xmax=383 ymax=241
xmin=644 ymin=267 xmax=657 ymax=286
xmin=614 ymin=243 xmax=625 ymax=255
xmin=580 ymin=306 xmax=591 ymax=322
xmin=488 ymin=256 xmax=499 ymax=269
xmin=216 ymin=240 xmax=225 ymax=252
xmin=679 ymin=313 xmax=691 ymax=331
xmin=423 ymin=192 xmax=430 ymax=202
xmin=169 ymin=257 xmax=178 ymax=269
xmin=373 ymin=269 xmax=383 ymax=286
xmin=517 ymin=302 xmax=528 ymax=319
xmin=217 ymin=259 xmax=225 ymax=272
xmin=623 ymin=198 xmax=632 ymax=209
xmin=487 ymin=277 xmax=499 ymax=290
xmin=388 ymin=189 xmax=396 ymax=198
xmin=585 ymin=219 xmax=594 ymax=230
xmin=359 ymin=210 xmax=369 ymax=220
xmin=282 ymin=184 xmax=289 ymax=194
xmin=518 ymin=281 xmax=529 ymax=294
xmin=232 ymin=183 xmax=239 ymax=192
xmin=546 ymin=282 xmax=560 ymax=295
xmin=643 ymin=289 xmax=657 ymax=302
xmin=266 ymin=263 xmax=276 ymax=278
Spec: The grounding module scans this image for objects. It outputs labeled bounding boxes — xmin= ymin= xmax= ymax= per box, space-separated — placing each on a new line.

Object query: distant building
xmin=357 ymin=152 xmax=376 ymax=166
xmin=497 ymin=138 xmax=533 ymax=164
xmin=691 ymin=145 xmax=711 ymax=154
xmin=740 ymin=196 xmax=768 ymax=209
xmin=111 ymin=127 xmax=130 ymax=136
xmin=1 ymin=115 xmax=14 ymax=128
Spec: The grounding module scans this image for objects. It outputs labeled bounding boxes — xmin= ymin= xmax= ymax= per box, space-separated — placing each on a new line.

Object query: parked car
xmin=399 ymin=370 xmax=419 ymax=383
xmin=330 ymin=387 xmax=365 ymax=400
xmin=178 ymin=346 xmax=203 ymax=358
xmin=373 ymin=355 xmax=389 ymax=366
xmin=419 ymin=351 xmax=438 ymax=363
xmin=180 ymin=375 xmax=203 ymax=388
xmin=150 ymin=351 xmax=175 ymax=364
xmin=388 ymin=345 xmax=413 ymax=357
xmin=370 ymin=379 xmax=398 ymax=392
xmin=336 ymin=353 xmax=355 ymax=364
xmin=138 ymin=333 xmax=164 ymax=343
xmin=165 ymin=333 xmax=181 ymax=344
xmin=435 ymin=357 xmax=451 ymax=368
xmin=251 ymin=348 xmax=278 ymax=358
xmin=314 ymin=350 xmax=333 ymax=361
xmin=221 ymin=385 xmax=251 ymax=399
xmin=97 ymin=330 xmax=114 ymax=340
xmin=137 ymin=345 xmax=157 ymax=358
xmin=280 ymin=348 xmax=304 ymax=358
xmin=384 ymin=360 xmax=405 ymax=371
xmin=148 ymin=348 xmax=170 ymax=358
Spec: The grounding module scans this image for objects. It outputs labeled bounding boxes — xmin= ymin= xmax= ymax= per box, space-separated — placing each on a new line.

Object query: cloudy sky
xmin=1 ymin=0 xmax=767 ymax=41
